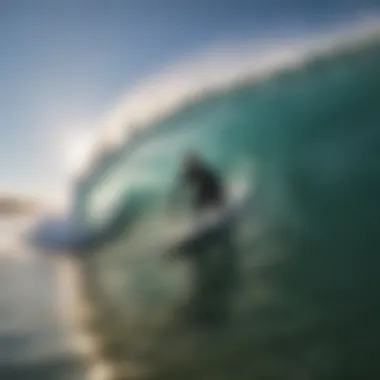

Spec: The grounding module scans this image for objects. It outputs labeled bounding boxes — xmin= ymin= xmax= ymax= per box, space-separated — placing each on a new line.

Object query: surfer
xmin=169 ymin=152 xmax=237 ymax=326
xmin=172 ymin=152 xmax=226 ymax=212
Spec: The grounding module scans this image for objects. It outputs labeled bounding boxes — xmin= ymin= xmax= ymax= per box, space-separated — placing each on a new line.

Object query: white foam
xmin=77 ymin=15 xmax=380 ymax=180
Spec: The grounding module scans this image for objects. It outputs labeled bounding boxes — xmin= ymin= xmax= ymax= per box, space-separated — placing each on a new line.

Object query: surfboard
xmin=163 ymin=188 xmax=250 ymax=256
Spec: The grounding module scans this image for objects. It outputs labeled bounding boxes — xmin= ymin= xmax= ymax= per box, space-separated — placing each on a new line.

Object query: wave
xmin=70 ymin=13 xmax=380 ymax=380
xmin=76 ymin=15 xmax=380 ymax=180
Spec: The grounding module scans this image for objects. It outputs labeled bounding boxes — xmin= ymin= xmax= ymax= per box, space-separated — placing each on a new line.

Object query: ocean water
xmin=77 ymin=32 xmax=380 ymax=379
xmin=0 ymin=218 xmax=86 ymax=380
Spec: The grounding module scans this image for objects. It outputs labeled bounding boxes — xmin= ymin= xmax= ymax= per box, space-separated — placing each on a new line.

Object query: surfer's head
xmin=182 ymin=151 xmax=202 ymax=171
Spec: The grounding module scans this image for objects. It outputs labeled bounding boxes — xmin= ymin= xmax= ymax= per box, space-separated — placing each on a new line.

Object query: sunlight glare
xmin=62 ymin=130 xmax=96 ymax=176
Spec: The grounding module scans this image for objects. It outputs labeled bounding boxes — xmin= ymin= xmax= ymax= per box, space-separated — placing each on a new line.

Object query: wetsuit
xmin=182 ymin=163 xmax=225 ymax=211
xmin=175 ymin=162 xmax=236 ymax=325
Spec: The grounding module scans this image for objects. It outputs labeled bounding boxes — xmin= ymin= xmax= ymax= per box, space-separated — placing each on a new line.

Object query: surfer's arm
xmin=168 ymin=173 xmax=191 ymax=215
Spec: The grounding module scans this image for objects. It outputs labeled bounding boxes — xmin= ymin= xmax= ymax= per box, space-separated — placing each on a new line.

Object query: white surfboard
xmin=164 ymin=184 xmax=251 ymax=254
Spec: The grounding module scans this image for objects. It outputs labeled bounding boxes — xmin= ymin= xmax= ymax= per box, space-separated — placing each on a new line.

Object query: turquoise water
xmin=78 ymin=34 xmax=380 ymax=379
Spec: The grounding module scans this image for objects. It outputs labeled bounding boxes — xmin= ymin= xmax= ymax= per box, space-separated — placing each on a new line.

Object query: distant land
xmin=0 ymin=194 xmax=40 ymax=217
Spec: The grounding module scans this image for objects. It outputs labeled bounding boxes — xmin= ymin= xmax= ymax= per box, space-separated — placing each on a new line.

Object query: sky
xmin=0 ymin=0 xmax=379 ymax=209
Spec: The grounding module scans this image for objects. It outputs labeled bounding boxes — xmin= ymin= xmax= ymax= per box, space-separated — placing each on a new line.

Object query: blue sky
xmin=0 ymin=0 xmax=379 ymax=206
